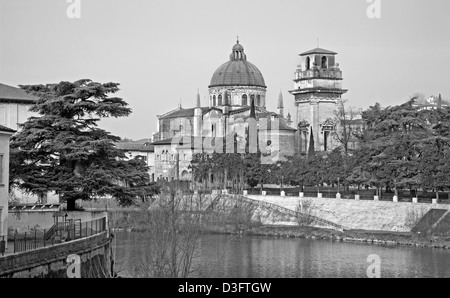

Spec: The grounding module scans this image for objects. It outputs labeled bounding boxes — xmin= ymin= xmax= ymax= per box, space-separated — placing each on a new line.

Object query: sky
xmin=1 ymin=0 xmax=450 ymax=140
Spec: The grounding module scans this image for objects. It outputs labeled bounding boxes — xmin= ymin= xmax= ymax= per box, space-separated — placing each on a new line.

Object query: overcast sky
xmin=1 ymin=0 xmax=450 ymax=140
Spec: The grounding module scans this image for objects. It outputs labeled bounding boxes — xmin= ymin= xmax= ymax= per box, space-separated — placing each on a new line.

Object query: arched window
xmin=250 ymin=94 xmax=255 ymax=106
xmin=321 ymin=56 xmax=327 ymax=69
xmin=306 ymin=57 xmax=311 ymax=70
xmin=181 ymin=170 xmax=189 ymax=180
xmin=242 ymin=94 xmax=248 ymax=106
xmin=257 ymin=95 xmax=261 ymax=106
xmin=213 ymin=95 xmax=216 ymax=106
xmin=218 ymin=95 xmax=222 ymax=106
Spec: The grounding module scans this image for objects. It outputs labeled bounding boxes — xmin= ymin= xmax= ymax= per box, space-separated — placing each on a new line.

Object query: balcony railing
xmin=295 ymin=68 xmax=342 ymax=80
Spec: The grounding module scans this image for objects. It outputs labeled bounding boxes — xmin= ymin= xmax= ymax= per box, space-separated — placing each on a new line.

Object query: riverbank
xmin=100 ymin=197 xmax=450 ymax=251
xmin=208 ymin=225 xmax=450 ymax=250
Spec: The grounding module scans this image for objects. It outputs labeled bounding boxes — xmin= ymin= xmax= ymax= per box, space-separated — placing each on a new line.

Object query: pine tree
xmin=307 ymin=127 xmax=315 ymax=160
xmin=10 ymin=79 xmax=159 ymax=210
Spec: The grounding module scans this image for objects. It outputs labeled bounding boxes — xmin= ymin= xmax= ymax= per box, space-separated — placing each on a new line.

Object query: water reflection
xmin=113 ymin=232 xmax=450 ymax=278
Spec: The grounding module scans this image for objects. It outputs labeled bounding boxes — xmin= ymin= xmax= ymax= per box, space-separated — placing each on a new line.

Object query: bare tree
xmin=118 ymin=181 xmax=209 ymax=278
xmin=410 ymin=92 xmax=426 ymax=104
xmin=295 ymin=198 xmax=317 ymax=227
xmin=333 ymin=100 xmax=362 ymax=157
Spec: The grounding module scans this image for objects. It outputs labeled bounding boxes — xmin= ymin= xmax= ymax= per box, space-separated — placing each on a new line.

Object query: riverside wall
xmin=247 ymin=195 xmax=450 ymax=232
xmin=0 ymin=232 xmax=111 ymax=278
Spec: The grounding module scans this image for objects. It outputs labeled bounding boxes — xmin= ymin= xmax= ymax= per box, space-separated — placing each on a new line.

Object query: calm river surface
xmin=113 ymin=231 xmax=450 ymax=278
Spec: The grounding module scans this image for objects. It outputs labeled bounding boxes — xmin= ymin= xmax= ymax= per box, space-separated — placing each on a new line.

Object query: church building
xmin=151 ymin=41 xmax=348 ymax=181
xmin=152 ymin=40 xmax=297 ymax=181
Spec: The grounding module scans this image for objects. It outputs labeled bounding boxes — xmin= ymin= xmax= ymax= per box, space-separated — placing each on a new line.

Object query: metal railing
xmin=12 ymin=217 xmax=107 ymax=254
xmin=244 ymin=189 xmax=450 ymax=205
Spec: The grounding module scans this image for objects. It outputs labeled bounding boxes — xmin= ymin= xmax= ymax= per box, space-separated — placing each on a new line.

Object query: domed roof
xmin=232 ymin=41 xmax=244 ymax=52
xmin=209 ymin=41 xmax=266 ymax=88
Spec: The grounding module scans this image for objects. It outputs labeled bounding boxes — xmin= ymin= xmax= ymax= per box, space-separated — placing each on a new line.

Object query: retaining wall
xmin=248 ymin=195 xmax=450 ymax=232
xmin=0 ymin=232 xmax=111 ymax=278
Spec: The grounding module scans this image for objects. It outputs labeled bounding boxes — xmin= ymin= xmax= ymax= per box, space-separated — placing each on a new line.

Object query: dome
xmin=209 ymin=60 xmax=266 ymax=88
xmin=209 ymin=41 xmax=266 ymax=88
xmin=232 ymin=42 xmax=244 ymax=52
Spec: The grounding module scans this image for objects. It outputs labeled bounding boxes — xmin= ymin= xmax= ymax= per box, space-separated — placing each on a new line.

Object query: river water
xmin=113 ymin=231 xmax=450 ymax=278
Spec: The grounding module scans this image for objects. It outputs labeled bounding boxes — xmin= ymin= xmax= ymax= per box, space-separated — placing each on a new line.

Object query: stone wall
xmin=0 ymin=232 xmax=111 ymax=278
xmin=248 ymin=195 xmax=450 ymax=232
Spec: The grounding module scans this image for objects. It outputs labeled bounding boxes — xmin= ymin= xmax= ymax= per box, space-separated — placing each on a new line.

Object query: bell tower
xmin=289 ymin=47 xmax=347 ymax=153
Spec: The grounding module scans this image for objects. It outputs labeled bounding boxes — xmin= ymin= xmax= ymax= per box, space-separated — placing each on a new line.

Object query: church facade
xmin=151 ymin=41 xmax=349 ymax=181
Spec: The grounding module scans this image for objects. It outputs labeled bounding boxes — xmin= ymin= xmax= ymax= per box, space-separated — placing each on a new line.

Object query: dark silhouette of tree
xmin=307 ymin=127 xmax=315 ymax=161
xmin=10 ymin=80 xmax=159 ymax=210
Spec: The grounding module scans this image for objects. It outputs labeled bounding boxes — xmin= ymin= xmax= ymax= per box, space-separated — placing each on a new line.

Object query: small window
xmin=321 ymin=56 xmax=327 ymax=69
xmin=212 ymin=124 xmax=216 ymax=137
xmin=306 ymin=57 xmax=311 ymax=70
xmin=242 ymin=94 xmax=248 ymax=106
xmin=218 ymin=95 xmax=222 ymax=106
xmin=213 ymin=95 xmax=216 ymax=106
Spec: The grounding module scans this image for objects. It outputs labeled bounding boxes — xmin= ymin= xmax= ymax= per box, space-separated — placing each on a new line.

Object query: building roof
xmin=0 ymin=83 xmax=37 ymax=103
xmin=0 ymin=125 xmax=16 ymax=134
xmin=257 ymin=119 xmax=297 ymax=131
xmin=133 ymin=138 xmax=154 ymax=144
xmin=300 ymin=48 xmax=337 ymax=56
xmin=151 ymin=138 xmax=178 ymax=145
xmin=116 ymin=142 xmax=154 ymax=152
xmin=209 ymin=41 xmax=266 ymax=88
xmin=151 ymin=136 xmax=218 ymax=148
xmin=159 ymin=107 xmax=210 ymax=120
xmin=209 ymin=60 xmax=266 ymax=88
